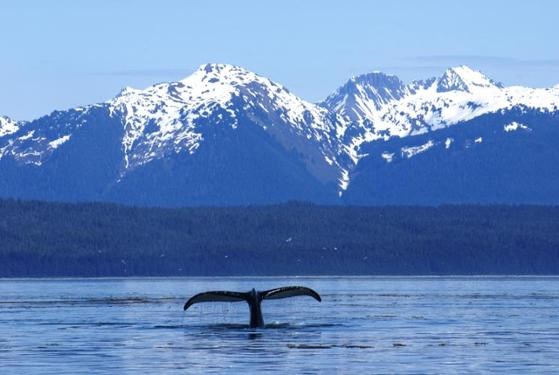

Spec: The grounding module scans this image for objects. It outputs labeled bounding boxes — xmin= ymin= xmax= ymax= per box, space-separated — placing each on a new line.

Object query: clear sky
xmin=2 ymin=0 xmax=558 ymax=120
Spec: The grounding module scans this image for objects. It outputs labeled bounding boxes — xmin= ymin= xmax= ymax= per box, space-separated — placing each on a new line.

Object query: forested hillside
xmin=1 ymin=200 xmax=558 ymax=276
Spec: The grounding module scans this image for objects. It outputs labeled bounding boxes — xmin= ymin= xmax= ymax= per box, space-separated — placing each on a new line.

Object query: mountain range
xmin=1 ymin=64 xmax=558 ymax=206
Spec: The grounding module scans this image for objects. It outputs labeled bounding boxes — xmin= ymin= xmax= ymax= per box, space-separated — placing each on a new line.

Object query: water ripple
xmin=1 ymin=276 xmax=558 ymax=373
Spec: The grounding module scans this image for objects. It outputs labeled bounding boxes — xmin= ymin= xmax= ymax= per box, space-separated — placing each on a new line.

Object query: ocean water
xmin=0 ymin=276 xmax=558 ymax=374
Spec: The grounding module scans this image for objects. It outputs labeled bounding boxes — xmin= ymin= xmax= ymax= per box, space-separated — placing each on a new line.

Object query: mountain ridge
xmin=1 ymin=64 xmax=558 ymax=205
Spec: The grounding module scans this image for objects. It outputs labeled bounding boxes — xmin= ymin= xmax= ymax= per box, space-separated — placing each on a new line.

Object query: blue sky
xmin=2 ymin=0 xmax=558 ymax=120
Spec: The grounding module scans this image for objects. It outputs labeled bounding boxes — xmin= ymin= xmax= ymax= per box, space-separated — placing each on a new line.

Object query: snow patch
xmin=48 ymin=135 xmax=71 ymax=149
xmin=504 ymin=121 xmax=530 ymax=132
xmin=18 ymin=131 xmax=35 ymax=141
xmin=444 ymin=137 xmax=454 ymax=149
xmin=381 ymin=151 xmax=395 ymax=163
xmin=401 ymin=140 xmax=435 ymax=158
xmin=0 ymin=116 xmax=20 ymax=137
xmin=338 ymin=169 xmax=350 ymax=192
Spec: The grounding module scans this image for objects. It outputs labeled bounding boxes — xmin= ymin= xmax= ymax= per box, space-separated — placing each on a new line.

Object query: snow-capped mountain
xmin=0 ymin=64 xmax=558 ymax=205
xmin=323 ymin=65 xmax=559 ymax=147
xmin=109 ymin=64 xmax=341 ymax=174
xmin=1 ymin=64 xmax=351 ymax=187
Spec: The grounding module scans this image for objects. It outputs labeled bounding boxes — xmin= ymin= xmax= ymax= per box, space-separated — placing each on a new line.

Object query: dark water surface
xmin=1 ymin=277 xmax=558 ymax=373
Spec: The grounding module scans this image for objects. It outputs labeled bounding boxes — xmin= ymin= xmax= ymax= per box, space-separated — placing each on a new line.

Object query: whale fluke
xmin=183 ymin=291 xmax=246 ymax=310
xmin=183 ymin=286 xmax=321 ymax=328
xmin=261 ymin=286 xmax=321 ymax=302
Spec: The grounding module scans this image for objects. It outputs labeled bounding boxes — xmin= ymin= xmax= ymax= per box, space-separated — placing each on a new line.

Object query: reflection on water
xmin=0 ymin=276 xmax=558 ymax=373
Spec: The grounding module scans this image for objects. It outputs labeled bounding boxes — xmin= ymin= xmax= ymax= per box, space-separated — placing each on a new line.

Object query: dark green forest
xmin=1 ymin=199 xmax=559 ymax=276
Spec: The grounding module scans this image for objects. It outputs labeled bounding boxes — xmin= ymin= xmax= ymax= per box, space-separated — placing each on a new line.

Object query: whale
xmin=183 ymin=286 xmax=321 ymax=328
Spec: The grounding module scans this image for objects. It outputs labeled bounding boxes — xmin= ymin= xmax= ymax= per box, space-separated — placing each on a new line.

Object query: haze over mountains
xmin=1 ymin=64 xmax=558 ymax=206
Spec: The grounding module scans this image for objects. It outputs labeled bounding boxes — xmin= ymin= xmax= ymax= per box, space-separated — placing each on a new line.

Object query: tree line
xmin=1 ymin=199 xmax=558 ymax=276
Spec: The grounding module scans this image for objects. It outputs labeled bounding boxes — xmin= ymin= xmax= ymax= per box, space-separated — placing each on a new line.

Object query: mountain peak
xmin=348 ymin=71 xmax=404 ymax=90
xmin=112 ymin=64 xmax=256 ymax=108
xmin=198 ymin=62 xmax=245 ymax=74
xmin=186 ymin=63 xmax=256 ymax=84
xmin=352 ymin=70 xmax=397 ymax=80
xmin=437 ymin=65 xmax=501 ymax=93
xmin=322 ymin=70 xmax=406 ymax=118
xmin=115 ymin=86 xmax=137 ymax=97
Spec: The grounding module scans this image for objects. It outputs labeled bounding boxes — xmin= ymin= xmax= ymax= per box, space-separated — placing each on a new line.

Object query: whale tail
xmin=183 ymin=286 xmax=321 ymax=327
xmin=260 ymin=286 xmax=321 ymax=302
xmin=183 ymin=290 xmax=248 ymax=310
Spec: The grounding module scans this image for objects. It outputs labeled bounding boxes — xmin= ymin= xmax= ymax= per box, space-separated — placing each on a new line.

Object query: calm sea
xmin=1 ymin=276 xmax=558 ymax=373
